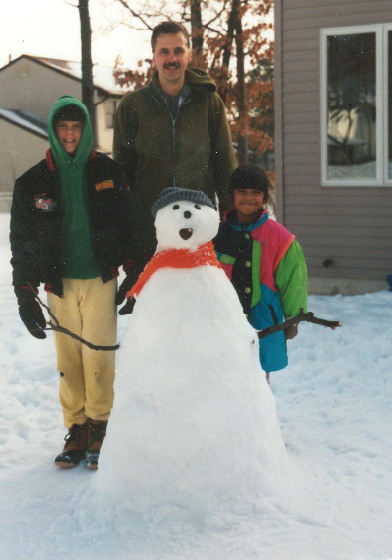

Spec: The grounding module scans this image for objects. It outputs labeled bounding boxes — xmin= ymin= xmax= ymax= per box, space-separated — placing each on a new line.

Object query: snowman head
xmin=152 ymin=188 xmax=220 ymax=251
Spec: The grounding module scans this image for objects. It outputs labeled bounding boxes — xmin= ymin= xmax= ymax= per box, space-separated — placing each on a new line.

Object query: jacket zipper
xmin=268 ymin=304 xmax=279 ymax=325
xmin=170 ymin=96 xmax=191 ymax=188
xmin=172 ymin=116 xmax=176 ymax=188
xmin=53 ymin=168 xmax=65 ymax=298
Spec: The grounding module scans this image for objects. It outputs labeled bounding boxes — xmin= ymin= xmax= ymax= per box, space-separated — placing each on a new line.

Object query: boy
xmin=10 ymin=95 xmax=141 ymax=469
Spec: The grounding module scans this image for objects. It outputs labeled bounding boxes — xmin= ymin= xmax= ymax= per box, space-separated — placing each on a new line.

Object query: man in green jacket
xmin=113 ymin=20 xmax=236 ymax=266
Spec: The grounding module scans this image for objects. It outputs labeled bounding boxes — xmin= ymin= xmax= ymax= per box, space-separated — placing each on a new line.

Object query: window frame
xmin=320 ymin=24 xmax=391 ymax=187
xmin=104 ymin=99 xmax=119 ymax=130
xmin=383 ymin=25 xmax=392 ymax=184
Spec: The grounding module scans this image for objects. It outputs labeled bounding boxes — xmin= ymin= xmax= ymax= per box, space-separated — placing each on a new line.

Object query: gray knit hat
xmin=151 ymin=187 xmax=216 ymax=217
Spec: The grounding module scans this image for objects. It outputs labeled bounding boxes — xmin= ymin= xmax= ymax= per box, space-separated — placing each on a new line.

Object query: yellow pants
xmin=47 ymin=277 xmax=117 ymax=428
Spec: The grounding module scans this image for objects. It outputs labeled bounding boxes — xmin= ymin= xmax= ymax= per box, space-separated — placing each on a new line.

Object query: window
xmin=105 ymin=100 xmax=119 ymax=129
xmin=320 ymin=25 xmax=392 ymax=186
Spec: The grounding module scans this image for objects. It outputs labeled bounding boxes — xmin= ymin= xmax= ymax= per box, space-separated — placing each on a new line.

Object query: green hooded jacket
xmin=47 ymin=95 xmax=100 ymax=279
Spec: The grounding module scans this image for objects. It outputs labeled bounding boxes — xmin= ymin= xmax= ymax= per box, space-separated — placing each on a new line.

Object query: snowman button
xmin=245 ymin=287 xmax=251 ymax=293
xmin=245 ymin=261 xmax=251 ymax=267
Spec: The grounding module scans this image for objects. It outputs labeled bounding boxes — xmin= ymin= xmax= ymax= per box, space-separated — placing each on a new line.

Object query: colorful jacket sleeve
xmin=274 ymin=240 xmax=308 ymax=317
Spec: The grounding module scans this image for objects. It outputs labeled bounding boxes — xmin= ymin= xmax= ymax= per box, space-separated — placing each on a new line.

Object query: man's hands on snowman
xmin=118 ymin=297 xmax=136 ymax=315
xmin=116 ymin=261 xmax=145 ymax=314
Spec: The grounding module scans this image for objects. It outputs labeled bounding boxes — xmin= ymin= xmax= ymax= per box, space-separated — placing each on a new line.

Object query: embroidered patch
xmin=95 ymin=180 xmax=114 ymax=191
xmin=35 ymin=197 xmax=57 ymax=211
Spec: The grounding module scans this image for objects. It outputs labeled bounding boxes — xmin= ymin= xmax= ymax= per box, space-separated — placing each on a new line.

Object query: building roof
xmin=2 ymin=55 xmax=125 ymax=97
xmin=0 ymin=108 xmax=48 ymax=138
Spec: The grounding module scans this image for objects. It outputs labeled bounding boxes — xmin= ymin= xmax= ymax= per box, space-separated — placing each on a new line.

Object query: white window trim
xmin=320 ymin=25 xmax=391 ymax=188
xmin=383 ymin=25 xmax=392 ymax=185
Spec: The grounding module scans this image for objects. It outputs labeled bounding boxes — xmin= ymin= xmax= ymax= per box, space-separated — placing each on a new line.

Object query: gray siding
xmin=275 ymin=0 xmax=392 ymax=288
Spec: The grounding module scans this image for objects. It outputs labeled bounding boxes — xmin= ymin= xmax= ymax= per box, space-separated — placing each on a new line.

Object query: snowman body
xmin=95 ymin=200 xmax=288 ymax=511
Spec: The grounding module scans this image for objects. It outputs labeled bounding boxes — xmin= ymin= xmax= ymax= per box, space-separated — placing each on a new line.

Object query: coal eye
xmin=194 ymin=205 xmax=201 ymax=210
xmin=173 ymin=205 xmax=180 ymax=210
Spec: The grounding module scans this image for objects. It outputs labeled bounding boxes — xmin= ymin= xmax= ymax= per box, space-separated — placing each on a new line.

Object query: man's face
xmin=153 ymin=32 xmax=191 ymax=91
xmin=55 ymin=120 xmax=83 ymax=155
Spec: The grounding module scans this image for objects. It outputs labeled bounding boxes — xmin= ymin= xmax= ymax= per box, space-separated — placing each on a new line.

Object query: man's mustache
xmin=164 ymin=62 xmax=181 ymax=69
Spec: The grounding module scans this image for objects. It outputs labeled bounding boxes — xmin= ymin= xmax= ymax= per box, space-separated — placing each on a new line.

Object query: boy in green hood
xmin=10 ymin=96 xmax=143 ymax=469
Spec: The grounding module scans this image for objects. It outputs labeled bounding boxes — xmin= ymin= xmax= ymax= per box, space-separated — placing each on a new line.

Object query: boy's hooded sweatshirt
xmin=47 ymin=95 xmax=100 ymax=279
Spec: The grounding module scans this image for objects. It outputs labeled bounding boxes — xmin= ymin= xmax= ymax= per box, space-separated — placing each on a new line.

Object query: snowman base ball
xmin=94 ymin=188 xmax=289 ymax=515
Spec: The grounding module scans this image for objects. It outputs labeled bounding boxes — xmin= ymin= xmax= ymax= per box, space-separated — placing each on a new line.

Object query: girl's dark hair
xmin=229 ymin=165 xmax=273 ymax=209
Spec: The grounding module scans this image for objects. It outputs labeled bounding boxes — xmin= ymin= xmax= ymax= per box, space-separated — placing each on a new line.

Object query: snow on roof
xmin=0 ymin=108 xmax=48 ymax=137
xmin=33 ymin=56 xmax=125 ymax=96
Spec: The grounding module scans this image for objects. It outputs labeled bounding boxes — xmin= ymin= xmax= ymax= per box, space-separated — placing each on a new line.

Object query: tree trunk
xmin=78 ymin=0 xmax=97 ymax=146
xmin=190 ymin=0 xmax=205 ymax=66
xmin=218 ymin=0 xmax=237 ymax=104
xmin=234 ymin=0 xmax=248 ymax=164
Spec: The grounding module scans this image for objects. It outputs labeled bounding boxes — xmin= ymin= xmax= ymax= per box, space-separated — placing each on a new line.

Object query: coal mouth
xmin=179 ymin=228 xmax=193 ymax=240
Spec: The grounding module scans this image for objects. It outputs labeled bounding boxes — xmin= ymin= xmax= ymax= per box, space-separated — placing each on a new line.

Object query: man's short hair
xmin=151 ymin=21 xmax=190 ymax=51
xmin=53 ymin=104 xmax=85 ymax=126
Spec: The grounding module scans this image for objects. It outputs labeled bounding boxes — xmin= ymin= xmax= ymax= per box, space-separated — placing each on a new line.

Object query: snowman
xmin=94 ymin=187 xmax=289 ymax=514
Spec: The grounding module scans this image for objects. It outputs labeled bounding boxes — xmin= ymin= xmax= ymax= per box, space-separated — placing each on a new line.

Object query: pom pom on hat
xmin=151 ymin=187 xmax=216 ymax=217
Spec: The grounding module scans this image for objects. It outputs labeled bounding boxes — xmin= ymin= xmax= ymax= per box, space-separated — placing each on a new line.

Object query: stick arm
xmin=257 ymin=309 xmax=342 ymax=340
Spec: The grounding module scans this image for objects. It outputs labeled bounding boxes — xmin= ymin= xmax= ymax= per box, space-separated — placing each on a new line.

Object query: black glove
xmin=116 ymin=275 xmax=136 ymax=306
xmin=116 ymin=262 xmax=146 ymax=306
xmin=285 ymin=323 xmax=298 ymax=340
xmin=118 ymin=298 xmax=136 ymax=315
xmin=18 ymin=296 xmax=47 ymax=339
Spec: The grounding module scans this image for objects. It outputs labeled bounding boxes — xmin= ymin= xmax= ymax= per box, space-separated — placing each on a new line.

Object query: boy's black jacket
xmin=10 ymin=149 xmax=145 ymax=298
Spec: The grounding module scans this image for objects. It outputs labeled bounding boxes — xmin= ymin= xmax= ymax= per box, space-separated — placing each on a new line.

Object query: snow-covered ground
xmin=0 ymin=211 xmax=391 ymax=560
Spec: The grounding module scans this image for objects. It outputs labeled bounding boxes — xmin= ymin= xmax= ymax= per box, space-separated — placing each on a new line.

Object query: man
xmin=113 ymin=21 xmax=236 ymax=263
xmin=10 ymin=95 xmax=141 ymax=469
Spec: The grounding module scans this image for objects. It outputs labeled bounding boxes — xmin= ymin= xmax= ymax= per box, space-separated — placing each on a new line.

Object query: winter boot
xmin=85 ymin=419 xmax=108 ymax=470
xmin=54 ymin=422 xmax=88 ymax=468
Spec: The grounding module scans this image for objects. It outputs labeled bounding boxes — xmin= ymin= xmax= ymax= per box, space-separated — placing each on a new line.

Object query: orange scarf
xmin=127 ymin=241 xmax=221 ymax=298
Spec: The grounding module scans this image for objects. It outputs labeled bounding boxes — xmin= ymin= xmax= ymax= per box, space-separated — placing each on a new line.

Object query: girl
xmin=213 ymin=165 xmax=308 ymax=382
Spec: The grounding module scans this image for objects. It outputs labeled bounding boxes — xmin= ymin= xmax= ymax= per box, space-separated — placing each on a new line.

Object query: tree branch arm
xmin=257 ymin=309 xmax=342 ymax=339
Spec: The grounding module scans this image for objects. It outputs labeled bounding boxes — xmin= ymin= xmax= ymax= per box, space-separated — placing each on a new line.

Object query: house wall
xmin=0 ymin=120 xmax=48 ymax=211
xmin=0 ymin=57 xmax=117 ymax=156
xmin=0 ymin=58 xmax=81 ymax=120
xmin=275 ymin=0 xmax=392 ymax=294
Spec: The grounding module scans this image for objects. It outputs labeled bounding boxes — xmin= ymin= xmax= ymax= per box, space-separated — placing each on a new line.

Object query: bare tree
xmin=78 ymin=0 xmax=97 ymax=144
xmin=65 ymin=0 xmax=97 ymax=145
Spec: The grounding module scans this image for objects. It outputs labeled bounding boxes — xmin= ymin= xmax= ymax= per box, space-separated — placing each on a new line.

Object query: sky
xmin=1 ymin=0 xmax=275 ymax=73
xmin=1 ymin=0 xmax=152 ymax=70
